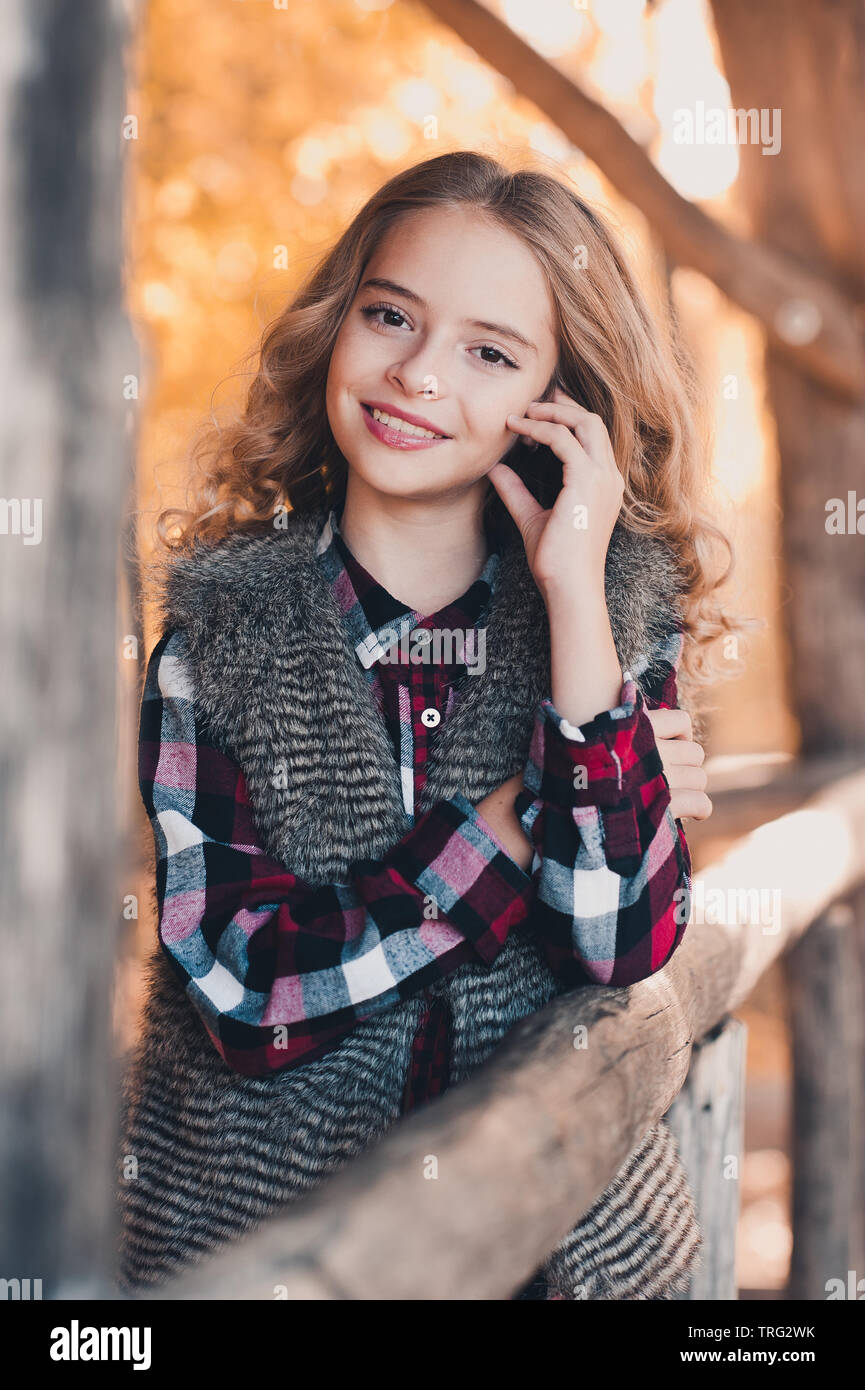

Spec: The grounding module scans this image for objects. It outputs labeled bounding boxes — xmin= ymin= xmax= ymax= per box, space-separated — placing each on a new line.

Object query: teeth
xmin=370 ymin=407 xmax=443 ymax=439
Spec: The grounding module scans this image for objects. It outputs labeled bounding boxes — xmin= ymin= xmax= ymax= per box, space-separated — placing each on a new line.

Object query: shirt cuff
xmin=546 ymin=668 xmax=638 ymax=743
xmin=523 ymin=675 xmax=649 ymax=810
xmin=516 ymin=678 xmax=669 ymax=875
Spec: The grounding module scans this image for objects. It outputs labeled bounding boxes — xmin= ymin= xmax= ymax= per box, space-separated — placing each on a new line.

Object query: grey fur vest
xmin=116 ymin=501 xmax=702 ymax=1299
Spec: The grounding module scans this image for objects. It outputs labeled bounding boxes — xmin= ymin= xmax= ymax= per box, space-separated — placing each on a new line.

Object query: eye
xmin=360 ymin=301 xmax=411 ymax=331
xmin=470 ymin=344 xmax=519 ymax=371
xmin=359 ymin=301 xmax=519 ymax=371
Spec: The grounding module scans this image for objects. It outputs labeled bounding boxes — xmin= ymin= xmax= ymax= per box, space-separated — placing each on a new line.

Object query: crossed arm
xmin=139 ymin=623 xmax=696 ymax=1077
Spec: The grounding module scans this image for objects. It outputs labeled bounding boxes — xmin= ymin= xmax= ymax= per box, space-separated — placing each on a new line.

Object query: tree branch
xmin=419 ymin=0 xmax=865 ymax=402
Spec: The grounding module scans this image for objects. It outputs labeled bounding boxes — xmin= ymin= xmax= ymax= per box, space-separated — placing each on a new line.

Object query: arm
xmin=471 ymin=627 xmax=701 ymax=870
xmin=140 ymin=629 xmax=534 ymax=1077
xmin=489 ymin=385 xmax=699 ymax=990
xmin=512 ymin=623 xmax=692 ymax=988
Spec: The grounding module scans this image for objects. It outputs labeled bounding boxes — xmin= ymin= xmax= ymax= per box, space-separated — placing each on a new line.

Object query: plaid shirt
xmin=138 ymin=506 xmax=691 ymax=1092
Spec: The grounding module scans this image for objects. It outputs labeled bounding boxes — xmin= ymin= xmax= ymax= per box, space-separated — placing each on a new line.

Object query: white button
xmin=421 ymin=707 xmax=441 ymax=728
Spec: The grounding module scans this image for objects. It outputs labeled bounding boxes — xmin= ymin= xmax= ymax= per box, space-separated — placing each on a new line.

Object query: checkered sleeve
xmin=513 ymin=624 xmax=692 ymax=988
xmin=138 ymin=629 xmax=533 ymax=1077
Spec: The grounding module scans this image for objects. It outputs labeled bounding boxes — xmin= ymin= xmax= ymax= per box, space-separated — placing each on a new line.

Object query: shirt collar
xmin=314 ymin=501 xmax=499 ymax=672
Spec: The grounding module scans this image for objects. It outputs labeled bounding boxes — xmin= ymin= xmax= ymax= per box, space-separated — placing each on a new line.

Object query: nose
xmin=385 ymin=337 xmax=448 ymax=401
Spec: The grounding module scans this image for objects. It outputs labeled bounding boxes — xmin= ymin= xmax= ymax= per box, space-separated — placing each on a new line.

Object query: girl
xmin=118 ymin=150 xmax=732 ymax=1300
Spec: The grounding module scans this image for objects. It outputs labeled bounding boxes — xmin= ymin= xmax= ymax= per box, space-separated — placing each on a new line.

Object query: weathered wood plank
xmin=667 ymin=1017 xmax=747 ymax=1300
xmin=784 ymin=885 xmax=865 ymax=1299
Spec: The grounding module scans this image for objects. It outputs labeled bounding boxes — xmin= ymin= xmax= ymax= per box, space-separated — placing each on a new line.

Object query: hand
xmin=487 ymin=387 xmax=625 ymax=601
xmin=645 ymin=707 xmax=713 ymax=823
xmin=473 ymin=771 xmax=533 ymax=873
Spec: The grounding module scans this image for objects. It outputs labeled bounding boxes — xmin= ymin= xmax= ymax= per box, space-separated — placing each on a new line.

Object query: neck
xmin=336 ymin=472 xmax=492 ymax=613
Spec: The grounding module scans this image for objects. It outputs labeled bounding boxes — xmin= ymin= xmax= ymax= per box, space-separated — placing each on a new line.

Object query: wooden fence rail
xmin=135 ymin=765 xmax=865 ymax=1301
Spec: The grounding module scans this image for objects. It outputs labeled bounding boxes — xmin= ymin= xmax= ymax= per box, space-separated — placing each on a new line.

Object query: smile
xmin=360 ymin=402 xmax=451 ymax=451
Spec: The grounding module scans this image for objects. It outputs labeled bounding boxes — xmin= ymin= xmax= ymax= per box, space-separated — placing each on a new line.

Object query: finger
xmin=506 ymin=414 xmax=585 ymax=447
xmin=662 ymin=763 xmax=709 ymax=792
xmin=551 ymin=388 xmax=597 ymax=415
xmin=669 ymin=789 xmax=713 ymax=822
xmin=486 ymin=461 xmax=547 ymax=536
xmin=654 ymin=735 xmax=705 ymax=767
xmin=646 ymin=706 xmax=693 ymax=741
xmin=549 ymin=388 xmax=596 ymax=415
xmin=525 ymin=401 xmax=615 ymax=462
xmin=505 ymin=416 xmax=595 ymax=487
xmin=526 ymin=398 xmax=591 ymax=420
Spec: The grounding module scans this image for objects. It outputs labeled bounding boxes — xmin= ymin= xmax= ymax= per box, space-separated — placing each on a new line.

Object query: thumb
xmin=487 ymin=462 xmax=546 ymax=539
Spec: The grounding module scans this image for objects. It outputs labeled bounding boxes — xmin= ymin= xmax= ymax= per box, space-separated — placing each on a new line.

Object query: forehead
xmin=363 ymin=206 xmax=557 ymax=349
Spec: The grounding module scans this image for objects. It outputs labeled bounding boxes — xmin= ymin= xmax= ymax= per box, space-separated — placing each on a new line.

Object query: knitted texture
xmin=514 ymin=1122 xmax=702 ymax=1300
xmin=117 ymin=502 xmax=702 ymax=1298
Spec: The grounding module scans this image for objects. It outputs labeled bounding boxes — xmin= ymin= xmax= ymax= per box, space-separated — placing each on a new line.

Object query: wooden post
xmin=666 ymin=1017 xmax=747 ymax=1299
xmin=0 ymin=0 xmax=137 ymax=1296
xmin=784 ymin=886 xmax=865 ymax=1299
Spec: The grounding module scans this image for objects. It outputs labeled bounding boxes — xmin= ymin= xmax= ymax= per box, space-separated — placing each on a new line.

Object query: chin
xmin=350 ymin=468 xmax=451 ymax=503
xmin=337 ymin=436 xmax=441 ymax=488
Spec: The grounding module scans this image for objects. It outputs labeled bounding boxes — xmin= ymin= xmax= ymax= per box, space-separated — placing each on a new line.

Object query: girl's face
xmin=325 ymin=205 xmax=560 ymax=504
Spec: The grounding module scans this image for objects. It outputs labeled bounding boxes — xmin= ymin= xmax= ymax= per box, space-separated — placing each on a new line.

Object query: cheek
xmin=329 ymin=320 xmax=363 ymax=373
xmin=327 ymin=334 xmax=351 ymax=385
xmin=332 ymin=331 xmax=388 ymax=403
xmin=468 ymin=402 xmax=513 ymax=443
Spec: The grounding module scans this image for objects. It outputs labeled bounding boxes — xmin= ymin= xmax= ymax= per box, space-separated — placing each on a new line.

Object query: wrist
xmin=539 ymin=569 xmax=607 ymax=615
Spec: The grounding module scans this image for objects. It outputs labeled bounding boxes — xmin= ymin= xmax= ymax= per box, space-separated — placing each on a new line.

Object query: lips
xmin=361 ymin=399 xmax=452 ymax=438
xmin=359 ymin=401 xmax=452 ymax=452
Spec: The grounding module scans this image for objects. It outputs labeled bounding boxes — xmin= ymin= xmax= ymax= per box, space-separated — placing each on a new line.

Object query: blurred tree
xmin=0 ymin=0 xmax=137 ymax=1296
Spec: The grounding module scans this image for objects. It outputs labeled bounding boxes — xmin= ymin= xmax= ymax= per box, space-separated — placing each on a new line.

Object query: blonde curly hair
xmin=154 ymin=149 xmax=744 ymax=696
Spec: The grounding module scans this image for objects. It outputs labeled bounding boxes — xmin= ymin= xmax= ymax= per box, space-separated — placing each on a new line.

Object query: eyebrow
xmin=359 ymin=276 xmax=539 ymax=354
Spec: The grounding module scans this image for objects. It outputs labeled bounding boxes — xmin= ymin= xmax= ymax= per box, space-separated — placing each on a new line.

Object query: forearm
xmin=543 ymin=578 xmax=624 ymax=730
xmin=472 ymin=583 xmax=624 ymax=874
